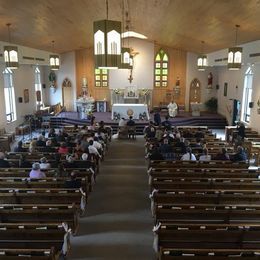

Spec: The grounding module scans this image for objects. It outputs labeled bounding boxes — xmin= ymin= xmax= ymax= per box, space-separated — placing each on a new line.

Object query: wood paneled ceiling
xmin=1 ymin=0 xmax=260 ymax=54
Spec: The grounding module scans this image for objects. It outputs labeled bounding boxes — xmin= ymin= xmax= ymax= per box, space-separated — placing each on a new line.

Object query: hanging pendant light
xmin=4 ymin=23 xmax=19 ymax=69
xmin=93 ymin=0 xmax=121 ymax=69
xmin=228 ymin=25 xmax=242 ymax=70
xmin=197 ymin=41 xmax=207 ymax=71
xmin=49 ymin=40 xmax=60 ymax=70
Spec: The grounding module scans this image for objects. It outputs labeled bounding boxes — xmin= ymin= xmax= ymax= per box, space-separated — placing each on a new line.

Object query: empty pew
xmin=0 ymin=248 xmax=56 ymax=259
xmin=154 ymin=223 xmax=260 ymax=252
xmin=0 ymin=223 xmax=69 ymax=258
xmin=0 ymin=204 xmax=79 ymax=234
xmin=0 ymin=188 xmax=86 ymax=214
xmin=155 ymin=204 xmax=260 ymax=225
xmin=159 ymin=248 xmax=260 ymax=259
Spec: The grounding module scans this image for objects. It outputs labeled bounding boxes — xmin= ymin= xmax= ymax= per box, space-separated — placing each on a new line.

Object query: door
xmin=62 ymin=78 xmax=73 ymax=111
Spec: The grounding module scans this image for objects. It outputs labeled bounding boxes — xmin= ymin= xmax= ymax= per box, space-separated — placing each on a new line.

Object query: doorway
xmin=62 ymin=78 xmax=73 ymax=111
xmin=189 ymin=78 xmax=201 ymax=111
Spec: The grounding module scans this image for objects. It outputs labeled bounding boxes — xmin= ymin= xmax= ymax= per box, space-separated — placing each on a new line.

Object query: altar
xmin=111 ymin=104 xmax=150 ymax=120
xmin=75 ymin=97 xmax=95 ymax=119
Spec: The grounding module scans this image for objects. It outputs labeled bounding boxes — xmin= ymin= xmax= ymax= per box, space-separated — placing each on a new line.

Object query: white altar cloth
xmin=190 ymin=102 xmax=202 ymax=116
xmin=112 ymin=104 xmax=150 ymax=120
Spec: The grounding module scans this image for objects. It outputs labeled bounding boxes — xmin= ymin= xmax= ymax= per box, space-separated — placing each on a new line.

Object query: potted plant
xmin=205 ymin=97 xmax=218 ymax=113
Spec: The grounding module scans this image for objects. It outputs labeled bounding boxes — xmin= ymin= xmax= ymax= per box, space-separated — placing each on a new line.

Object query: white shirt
xmin=40 ymin=162 xmax=51 ymax=169
xmin=88 ymin=145 xmax=101 ymax=157
xmin=199 ymin=155 xmax=211 ymax=161
xmin=93 ymin=140 xmax=103 ymax=151
xmin=119 ymin=119 xmax=126 ymax=127
xmin=181 ymin=152 xmax=197 ymax=161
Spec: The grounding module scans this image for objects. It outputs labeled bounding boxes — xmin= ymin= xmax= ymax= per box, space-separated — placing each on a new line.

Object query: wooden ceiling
xmin=1 ymin=0 xmax=260 ymax=54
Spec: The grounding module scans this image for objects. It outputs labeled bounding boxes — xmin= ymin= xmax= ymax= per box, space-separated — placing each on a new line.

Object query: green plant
xmin=205 ymin=97 xmax=218 ymax=112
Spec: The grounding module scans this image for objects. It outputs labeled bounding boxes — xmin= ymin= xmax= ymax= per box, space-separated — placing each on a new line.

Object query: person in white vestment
xmin=167 ymin=101 xmax=178 ymax=117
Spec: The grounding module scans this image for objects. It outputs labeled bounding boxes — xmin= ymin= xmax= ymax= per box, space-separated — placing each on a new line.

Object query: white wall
xmin=45 ymin=51 xmax=76 ymax=110
xmin=0 ymin=64 xmax=46 ymax=131
xmin=109 ymin=38 xmax=154 ymax=89
xmin=186 ymin=52 xmax=218 ymax=111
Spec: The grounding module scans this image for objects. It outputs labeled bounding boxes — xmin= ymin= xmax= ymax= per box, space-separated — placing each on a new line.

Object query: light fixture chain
xmin=106 ymin=0 xmax=108 ymax=20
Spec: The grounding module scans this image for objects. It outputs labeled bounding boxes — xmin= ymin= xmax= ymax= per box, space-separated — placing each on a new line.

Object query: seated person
xmin=167 ymin=101 xmax=178 ymax=117
xmin=144 ymin=121 xmax=156 ymax=140
xmin=0 ymin=152 xmax=11 ymax=168
xmin=63 ymin=154 xmax=78 ymax=168
xmin=39 ymin=157 xmax=51 ymax=170
xmin=161 ymin=116 xmax=172 ymax=130
xmin=64 ymin=171 xmax=82 ymax=189
xmin=153 ymin=109 xmax=161 ymax=126
xmin=126 ymin=116 xmax=136 ymax=139
xmin=181 ymin=147 xmax=197 ymax=161
xmin=29 ymin=162 xmax=46 ymax=179
xmin=14 ymin=141 xmax=27 ymax=152
xmin=233 ymin=146 xmax=247 ymax=162
xmin=194 ymin=128 xmax=205 ymax=139
xmin=19 ymin=154 xmax=32 ymax=168
xmin=58 ymin=142 xmax=69 ymax=154
xmin=215 ymin=147 xmax=230 ymax=161
xmin=149 ymin=146 xmax=164 ymax=161
xmin=36 ymin=135 xmax=46 ymax=147
xmin=126 ymin=116 xmax=135 ymax=126
xmin=41 ymin=139 xmax=56 ymax=153
xmin=199 ymin=148 xmax=211 ymax=161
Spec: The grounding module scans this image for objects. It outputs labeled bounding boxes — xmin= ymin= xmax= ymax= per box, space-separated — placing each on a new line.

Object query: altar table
xmin=111 ymin=104 xmax=150 ymax=120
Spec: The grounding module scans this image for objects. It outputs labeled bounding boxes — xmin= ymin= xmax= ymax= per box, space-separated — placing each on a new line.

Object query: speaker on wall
xmin=42 ymin=84 xmax=46 ymax=89
xmin=18 ymin=97 xmax=23 ymax=103
xmin=249 ymin=102 xmax=254 ymax=108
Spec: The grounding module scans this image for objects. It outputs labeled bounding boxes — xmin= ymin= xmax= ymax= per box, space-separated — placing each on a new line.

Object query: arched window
xmin=3 ymin=68 xmax=16 ymax=122
xmin=241 ymin=67 xmax=253 ymax=123
xmin=154 ymin=49 xmax=169 ymax=87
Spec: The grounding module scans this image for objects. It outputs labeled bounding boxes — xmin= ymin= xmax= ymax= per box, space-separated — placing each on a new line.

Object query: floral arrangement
xmin=139 ymin=89 xmax=149 ymax=96
xmin=114 ymin=89 xmax=121 ymax=95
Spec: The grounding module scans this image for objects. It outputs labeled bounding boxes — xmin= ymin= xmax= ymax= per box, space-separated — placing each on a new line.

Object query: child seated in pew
xmin=29 ymin=162 xmax=46 ymax=179
xmin=39 ymin=157 xmax=51 ymax=170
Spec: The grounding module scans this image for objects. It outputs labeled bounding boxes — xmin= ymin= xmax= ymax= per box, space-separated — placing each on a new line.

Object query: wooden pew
xmin=155 ymin=223 xmax=260 ymax=251
xmin=0 ymin=223 xmax=69 ymax=257
xmin=151 ymin=179 xmax=260 ymax=191
xmin=0 ymin=248 xmax=56 ymax=259
xmin=155 ymin=204 xmax=260 ymax=225
xmin=0 ymin=177 xmax=90 ymax=194
xmin=0 ymin=188 xmax=87 ymax=214
xmin=159 ymin=248 xmax=260 ymax=259
xmin=148 ymin=160 xmax=249 ymax=169
xmin=148 ymin=168 xmax=259 ymax=180
xmin=0 ymin=204 xmax=79 ymax=234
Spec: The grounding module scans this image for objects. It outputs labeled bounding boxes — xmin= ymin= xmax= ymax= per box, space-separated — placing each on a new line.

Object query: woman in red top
xmin=58 ymin=142 xmax=69 ymax=154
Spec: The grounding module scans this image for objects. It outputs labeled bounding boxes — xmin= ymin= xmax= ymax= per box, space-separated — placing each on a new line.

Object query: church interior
xmin=1 ymin=0 xmax=260 ymax=259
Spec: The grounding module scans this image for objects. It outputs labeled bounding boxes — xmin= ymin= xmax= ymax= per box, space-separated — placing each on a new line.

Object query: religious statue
xmin=167 ymin=101 xmax=178 ymax=117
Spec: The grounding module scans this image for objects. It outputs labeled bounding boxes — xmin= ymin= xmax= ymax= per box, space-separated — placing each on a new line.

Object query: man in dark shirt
xmin=161 ymin=116 xmax=171 ymax=130
xmin=126 ymin=116 xmax=135 ymax=126
xmin=14 ymin=141 xmax=27 ymax=152
xmin=0 ymin=152 xmax=11 ymax=168
xmin=233 ymin=146 xmax=247 ymax=162
xmin=64 ymin=171 xmax=82 ymax=189
xmin=126 ymin=116 xmax=136 ymax=139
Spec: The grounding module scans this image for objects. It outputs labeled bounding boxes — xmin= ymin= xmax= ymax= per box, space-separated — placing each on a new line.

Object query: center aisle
xmin=70 ymin=136 xmax=154 ymax=260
